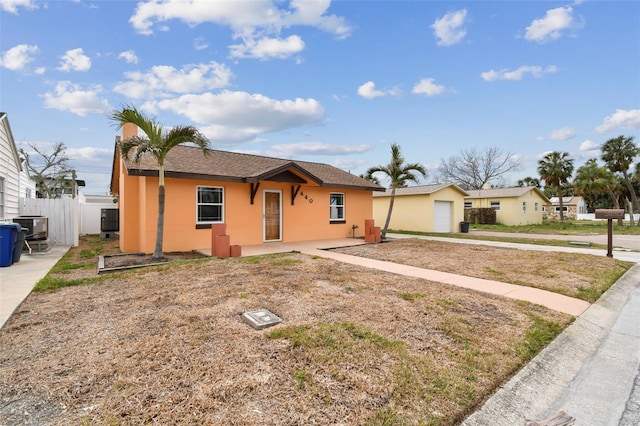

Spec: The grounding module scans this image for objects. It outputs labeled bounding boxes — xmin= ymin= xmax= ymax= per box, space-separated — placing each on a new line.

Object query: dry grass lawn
xmin=0 ymin=235 xmax=628 ymax=425
xmin=333 ymin=238 xmax=631 ymax=302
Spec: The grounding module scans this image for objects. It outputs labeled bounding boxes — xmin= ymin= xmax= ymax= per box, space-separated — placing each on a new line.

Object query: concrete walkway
xmin=245 ymin=239 xmax=590 ymax=316
xmin=0 ymin=246 xmax=70 ymax=330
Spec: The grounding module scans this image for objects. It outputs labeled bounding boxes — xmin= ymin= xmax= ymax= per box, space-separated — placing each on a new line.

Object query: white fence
xmin=19 ymin=197 xmax=80 ymax=246
xmin=80 ymin=202 xmax=118 ymax=235
xmin=577 ymin=213 xmax=640 ymax=221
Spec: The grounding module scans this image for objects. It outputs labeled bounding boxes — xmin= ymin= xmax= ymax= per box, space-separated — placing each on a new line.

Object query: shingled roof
xmin=114 ymin=143 xmax=384 ymax=192
xmin=465 ymin=186 xmax=549 ymax=201
xmin=373 ymin=183 xmax=469 ymax=197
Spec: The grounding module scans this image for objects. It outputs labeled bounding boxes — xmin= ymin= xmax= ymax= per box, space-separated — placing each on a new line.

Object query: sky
xmin=1 ymin=0 xmax=639 ymax=195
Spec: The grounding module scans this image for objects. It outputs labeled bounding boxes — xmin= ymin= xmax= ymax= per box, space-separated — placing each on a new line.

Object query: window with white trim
xmin=197 ymin=186 xmax=224 ymax=223
xmin=522 ymin=202 xmax=527 ymax=212
xmin=554 ymin=206 xmax=568 ymax=212
xmin=464 ymin=201 xmax=472 ymax=209
xmin=490 ymin=201 xmax=500 ymax=210
xmin=330 ymin=192 xmax=345 ymax=222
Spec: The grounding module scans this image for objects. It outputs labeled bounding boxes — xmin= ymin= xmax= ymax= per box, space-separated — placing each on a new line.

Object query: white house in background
xmin=19 ymin=158 xmax=37 ymax=201
xmin=0 ymin=112 xmax=24 ymax=220
xmin=545 ymin=196 xmax=587 ymax=220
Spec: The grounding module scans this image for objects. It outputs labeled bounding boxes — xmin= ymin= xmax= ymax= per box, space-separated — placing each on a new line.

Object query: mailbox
xmin=595 ymin=209 xmax=625 ymax=219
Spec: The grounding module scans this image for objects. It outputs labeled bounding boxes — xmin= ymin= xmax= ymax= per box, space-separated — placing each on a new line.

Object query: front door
xmin=263 ymin=190 xmax=282 ymax=241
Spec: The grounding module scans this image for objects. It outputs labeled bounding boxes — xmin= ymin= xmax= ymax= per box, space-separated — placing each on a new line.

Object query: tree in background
xmin=573 ymin=158 xmax=622 ymax=212
xmin=538 ymin=151 xmax=574 ymax=222
xmin=366 ymin=143 xmax=427 ymax=239
xmin=516 ymin=176 xmax=541 ymax=188
xmin=109 ymin=106 xmax=210 ymax=259
xmin=19 ymin=142 xmax=73 ymax=198
xmin=438 ymin=146 xmax=519 ymax=190
xmin=601 ymin=135 xmax=640 ymax=225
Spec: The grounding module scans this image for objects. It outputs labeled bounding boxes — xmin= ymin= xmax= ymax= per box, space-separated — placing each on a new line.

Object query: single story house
xmin=545 ymin=196 xmax=586 ymax=220
xmin=464 ymin=186 xmax=549 ymax=226
xmin=110 ymin=124 xmax=384 ymax=254
xmin=372 ymin=184 xmax=469 ymax=233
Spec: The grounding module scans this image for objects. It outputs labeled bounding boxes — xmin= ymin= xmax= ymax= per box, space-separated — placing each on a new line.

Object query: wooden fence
xmin=19 ymin=197 xmax=80 ymax=246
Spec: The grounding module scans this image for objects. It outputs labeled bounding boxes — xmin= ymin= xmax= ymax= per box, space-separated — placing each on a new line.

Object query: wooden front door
xmin=263 ymin=190 xmax=281 ymax=241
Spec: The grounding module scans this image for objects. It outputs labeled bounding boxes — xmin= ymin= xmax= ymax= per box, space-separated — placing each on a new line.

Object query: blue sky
xmin=1 ymin=0 xmax=639 ymax=195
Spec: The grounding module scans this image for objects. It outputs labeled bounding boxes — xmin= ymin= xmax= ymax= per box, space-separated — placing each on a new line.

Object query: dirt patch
xmin=332 ymin=238 xmax=631 ymax=301
xmin=102 ymin=251 xmax=208 ymax=269
xmin=0 ymin=238 xmax=573 ymax=425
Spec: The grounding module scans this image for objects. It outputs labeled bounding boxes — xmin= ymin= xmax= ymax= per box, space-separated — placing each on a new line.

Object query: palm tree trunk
xmin=153 ymin=184 xmax=165 ymax=259
xmin=608 ymin=190 xmax=623 ymax=226
xmin=622 ymin=172 xmax=639 ymax=226
xmin=153 ymin=166 xmax=166 ymax=259
xmin=382 ymin=188 xmax=396 ymax=239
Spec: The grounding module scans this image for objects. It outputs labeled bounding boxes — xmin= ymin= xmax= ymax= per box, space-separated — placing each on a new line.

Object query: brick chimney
xmin=122 ymin=122 xmax=138 ymax=140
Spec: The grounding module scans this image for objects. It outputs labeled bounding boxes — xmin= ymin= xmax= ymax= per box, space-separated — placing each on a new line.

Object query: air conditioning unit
xmin=13 ymin=216 xmax=48 ymax=240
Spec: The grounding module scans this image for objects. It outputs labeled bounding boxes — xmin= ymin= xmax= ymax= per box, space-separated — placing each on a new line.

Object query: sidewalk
xmin=0 ymin=246 xmax=69 ymax=329
xmin=462 ymin=262 xmax=640 ymax=426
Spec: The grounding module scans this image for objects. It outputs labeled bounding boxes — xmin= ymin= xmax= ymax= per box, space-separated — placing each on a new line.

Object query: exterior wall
xmin=373 ymin=186 xmax=466 ymax=233
xmin=466 ymin=191 xmax=545 ymax=225
xmin=118 ymin=163 xmax=374 ymax=253
xmin=0 ymin=116 xmax=21 ymax=220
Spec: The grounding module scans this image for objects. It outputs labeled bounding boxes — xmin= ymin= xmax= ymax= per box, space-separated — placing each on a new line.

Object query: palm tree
xmin=538 ymin=151 xmax=574 ymax=222
xmin=516 ymin=176 xmax=541 ymax=188
xmin=366 ymin=143 xmax=427 ymax=238
xmin=601 ymin=135 xmax=640 ymax=225
xmin=109 ymin=106 xmax=210 ymax=259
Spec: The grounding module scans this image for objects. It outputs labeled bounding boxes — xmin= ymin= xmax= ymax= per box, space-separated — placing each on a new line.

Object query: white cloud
xmin=194 ymin=37 xmax=208 ymax=51
xmin=230 ymin=35 xmax=304 ymax=60
xmin=114 ymin=62 xmax=233 ymax=99
xmin=524 ymin=6 xmax=583 ymax=43
xmin=129 ymin=0 xmax=351 ymax=59
xmin=357 ymin=81 xmax=386 ymax=99
xmin=269 ymin=142 xmax=371 ymax=156
xmin=577 ymin=139 xmax=600 ymax=157
xmin=42 ymin=81 xmax=111 ymax=116
xmin=412 ymin=78 xmax=446 ymax=96
xmin=332 ymin=158 xmax=367 ymax=171
xmin=0 ymin=0 xmax=38 ymax=14
xmin=0 ymin=44 xmax=38 ymax=70
xmin=595 ymin=109 xmax=640 ymax=134
xmin=549 ymin=126 xmax=576 ymax=141
xmin=431 ymin=9 xmax=468 ymax=47
xmin=57 ymin=48 xmax=91 ymax=72
xmin=481 ymin=65 xmax=558 ymax=81
xmin=118 ymin=50 xmax=139 ymax=64
xmin=145 ymin=90 xmax=324 ymax=143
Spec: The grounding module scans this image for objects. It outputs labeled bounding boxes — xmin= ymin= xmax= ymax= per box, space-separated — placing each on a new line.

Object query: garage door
xmin=433 ymin=201 xmax=452 ymax=233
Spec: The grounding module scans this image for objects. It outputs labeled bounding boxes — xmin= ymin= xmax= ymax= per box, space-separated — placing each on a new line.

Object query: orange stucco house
xmin=110 ymin=124 xmax=384 ymax=254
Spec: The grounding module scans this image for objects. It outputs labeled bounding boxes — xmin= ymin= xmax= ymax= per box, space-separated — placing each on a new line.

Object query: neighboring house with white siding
xmin=0 ymin=112 xmax=23 ymax=220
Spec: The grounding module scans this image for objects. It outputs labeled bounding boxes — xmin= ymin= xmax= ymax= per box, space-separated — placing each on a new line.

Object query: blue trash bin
xmin=0 ymin=223 xmax=19 ymax=267
xmin=13 ymin=224 xmax=26 ymax=263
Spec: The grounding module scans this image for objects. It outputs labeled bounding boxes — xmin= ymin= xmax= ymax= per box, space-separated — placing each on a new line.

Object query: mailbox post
xmin=595 ymin=209 xmax=625 ymax=257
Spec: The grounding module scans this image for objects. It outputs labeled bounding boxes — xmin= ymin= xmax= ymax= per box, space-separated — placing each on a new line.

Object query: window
xmin=464 ymin=201 xmax=472 ymax=209
xmin=490 ymin=201 xmax=500 ymax=210
xmin=522 ymin=202 xmax=527 ymax=212
xmin=197 ymin=186 xmax=224 ymax=223
xmin=535 ymin=202 xmax=539 ymax=211
xmin=554 ymin=206 xmax=568 ymax=212
xmin=330 ymin=193 xmax=345 ymax=222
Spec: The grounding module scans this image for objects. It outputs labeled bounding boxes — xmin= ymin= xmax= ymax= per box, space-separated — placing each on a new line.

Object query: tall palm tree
xmin=601 ymin=135 xmax=640 ymax=225
xmin=109 ymin=106 xmax=210 ymax=259
xmin=538 ymin=151 xmax=574 ymax=222
xmin=366 ymin=143 xmax=427 ymax=238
